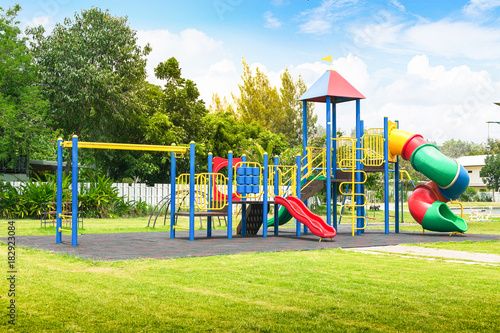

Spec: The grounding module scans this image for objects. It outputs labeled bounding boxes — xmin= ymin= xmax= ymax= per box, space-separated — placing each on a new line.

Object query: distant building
xmin=455 ymin=155 xmax=489 ymax=190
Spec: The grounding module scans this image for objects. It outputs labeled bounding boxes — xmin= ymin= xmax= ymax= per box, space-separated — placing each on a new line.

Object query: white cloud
xmin=352 ymin=19 xmax=500 ymax=60
xmin=136 ymin=28 xmax=234 ymax=103
xmin=389 ymin=0 xmax=406 ymax=12
xmin=297 ymin=0 xmax=359 ymax=35
xmin=264 ymin=11 xmax=283 ymax=29
xmin=23 ymin=15 xmax=54 ymax=34
xmin=463 ymin=0 xmax=500 ymax=16
xmin=371 ymin=55 xmax=498 ymax=144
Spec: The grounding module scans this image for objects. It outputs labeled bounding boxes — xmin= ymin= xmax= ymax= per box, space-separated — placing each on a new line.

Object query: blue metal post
xmin=355 ymin=100 xmax=362 ymax=236
xmin=263 ymin=153 xmax=268 ymax=238
xmin=241 ymin=155 xmax=247 ymax=237
xmin=296 ymin=154 xmax=301 ymax=237
xmin=208 ymin=152 xmax=213 ymax=237
xmin=383 ymin=117 xmax=390 ymax=234
xmin=170 ymin=146 xmax=176 ymax=239
xmin=332 ymin=101 xmax=337 ymax=229
xmin=274 ymin=156 xmax=279 ymax=236
xmin=302 ymin=100 xmax=308 ymax=158
xmin=71 ymin=135 xmax=78 ymax=246
xmin=227 ymin=151 xmax=233 ymax=239
xmin=56 ymin=138 xmax=63 ymax=243
xmin=325 ymin=96 xmax=332 ymax=228
xmin=360 ymin=119 xmax=366 ymax=234
xmin=189 ymin=142 xmax=195 ymax=241
xmin=395 ymin=120 xmax=400 ymax=233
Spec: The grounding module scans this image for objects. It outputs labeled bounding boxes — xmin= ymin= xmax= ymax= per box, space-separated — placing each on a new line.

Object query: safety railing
xmin=362 ymin=128 xmax=384 ymax=167
xmin=234 ymin=162 xmax=263 ymax=200
xmin=176 ymin=173 xmax=228 ymax=211
xmin=334 ymin=137 xmax=357 ymax=170
xmin=269 ymin=165 xmax=297 ymax=198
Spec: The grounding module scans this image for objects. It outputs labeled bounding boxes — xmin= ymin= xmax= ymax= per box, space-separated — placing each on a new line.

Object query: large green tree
xmin=0 ymin=5 xmax=53 ymax=166
xmin=27 ymin=7 xmax=151 ymax=142
xmin=480 ymin=154 xmax=500 ymax=201
xmin=221 ymin=59 xmax=317 ymax=147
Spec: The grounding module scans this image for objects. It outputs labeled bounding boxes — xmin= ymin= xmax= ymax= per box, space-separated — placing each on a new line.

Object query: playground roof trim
xmin=298 ymin=69 xmax=365 ymax=103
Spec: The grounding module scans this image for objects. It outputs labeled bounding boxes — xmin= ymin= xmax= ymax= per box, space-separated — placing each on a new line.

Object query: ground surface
xmin=8 ymin=224 xmax=500 ymax=261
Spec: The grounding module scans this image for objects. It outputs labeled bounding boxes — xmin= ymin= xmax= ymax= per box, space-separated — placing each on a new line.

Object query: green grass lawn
xmin=405 ymin=240 xmax=500 ymax=256
xmin=0 ymin=244 xmax=499 ymax=332
xmin=1 ymin=203 xmax=499 ymax=332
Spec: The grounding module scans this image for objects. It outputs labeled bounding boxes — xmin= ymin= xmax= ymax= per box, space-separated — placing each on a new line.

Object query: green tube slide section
xmin=421 ymin=202 xmax=468 ymax=233
xmin=411 ymin=144 xmax=457 ymax=188
xmin=267 ymin=206 xmax=293 ymax=227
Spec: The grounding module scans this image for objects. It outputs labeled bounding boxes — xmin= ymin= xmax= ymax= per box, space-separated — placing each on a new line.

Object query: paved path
xmin=347 ymin=245 xmax=500 ymax=265
xmin=7 ymin=225 xmax=500 ymax=261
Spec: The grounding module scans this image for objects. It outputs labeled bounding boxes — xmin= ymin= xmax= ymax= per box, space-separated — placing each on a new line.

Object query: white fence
xmin=7 ymin=181 xmax=500 ymax=205
xmin=8 ymin=181 xmax=171 ymax=207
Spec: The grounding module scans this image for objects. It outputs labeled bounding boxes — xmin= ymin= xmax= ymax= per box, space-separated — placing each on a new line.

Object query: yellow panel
xmin=63 ymin=141 xmax=188 ymax=153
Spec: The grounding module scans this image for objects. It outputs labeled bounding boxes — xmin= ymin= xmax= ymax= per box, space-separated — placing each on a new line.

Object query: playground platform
xmin=11 ymin=225 xmax=500 ymax=261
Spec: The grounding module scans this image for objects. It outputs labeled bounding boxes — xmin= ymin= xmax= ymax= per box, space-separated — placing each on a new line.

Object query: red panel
xmin=212 ymin=157 xmax=242 ymax=202
xmin=326 ymin=71 xmax=365 ymax=100
xmin=408 ymin=182 xmax=438 ymax=225
xmin=274 ymin=196 xmax=336 ymax=238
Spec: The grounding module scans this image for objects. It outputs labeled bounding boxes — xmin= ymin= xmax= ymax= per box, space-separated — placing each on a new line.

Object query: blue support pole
xmin=383 ymin=117 xmax=390 ymax=234
xmin=395 ymin=120 xmax=400 ymax=233
xmin=56 ymin=138 xmax=63 ymax=243
xmin=189 ymin=142 xmax=195 ymax=241
xmin=170 ymin=146 xmax=176 ymax=239
xmin=227 ymin=151 xmax=233 ymax=239
xmin=263 ymin=153 xmax=268 ymax=238
xmin=355 ymin=100 xmax=362 ymax=236
xmin=208 ymin=152 xmax=213 ymax=237
xmin=325 ymin=96 xmax=332 ymax=229
xmin=332 ymin=101 xmax=337 ymax=229
xmin=241 ymin=155 xmax=247 ymax=237
xmin=302 ymin=100 xmax=308 ymax=158
xmin=274 ymin=156 xmax=279 ymax=236
xmin=296 ymin=154 xmax=301 ymax=237
xmin=71 ymin=135 xmax=78 ymax=246
xmin=360 ymin=119 xmax=366 ymax=234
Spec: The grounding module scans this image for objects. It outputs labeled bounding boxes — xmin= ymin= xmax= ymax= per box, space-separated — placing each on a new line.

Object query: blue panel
xmin=252 ymin=167 xmax=260 ymax=176
xmin=236 ymin=167 xmax=245 ymax=176
xmin=237 ymin=185 xmax=246 ymax=194
xmin=245 ymin=176 xmax=253 ymax=184
xmin=245 ymin=168 xmax=252 ymax=175
xmin=252 ymin=185 xmax=260 ymax=193
xmin=237 ymin=176 xmax=246 ymax=185
xmin=245 ymin=185 xmax=253 ymax=193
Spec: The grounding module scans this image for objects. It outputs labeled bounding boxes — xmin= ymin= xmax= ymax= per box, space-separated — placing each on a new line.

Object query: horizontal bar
xmin=58 ymin=228 xmax=72 ymax=233
xmin=63 ymin=141 xmax=188 ymax=153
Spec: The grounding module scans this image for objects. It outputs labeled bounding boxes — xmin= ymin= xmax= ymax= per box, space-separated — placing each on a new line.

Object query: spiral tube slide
xmin=388 ymin=129 xmax=469 ymax=233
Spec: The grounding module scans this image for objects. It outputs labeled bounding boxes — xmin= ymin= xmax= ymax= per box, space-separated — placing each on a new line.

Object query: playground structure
xmin=55 ymin=68 xmax=470 ymax=246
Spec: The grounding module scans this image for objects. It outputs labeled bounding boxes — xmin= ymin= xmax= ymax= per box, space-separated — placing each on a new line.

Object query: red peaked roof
xmin=298 ymin=70 xmax=365 ymax=103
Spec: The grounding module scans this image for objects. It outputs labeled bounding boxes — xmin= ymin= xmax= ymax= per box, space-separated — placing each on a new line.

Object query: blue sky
xmin=12 ymin=0 xmax=500 ymax=144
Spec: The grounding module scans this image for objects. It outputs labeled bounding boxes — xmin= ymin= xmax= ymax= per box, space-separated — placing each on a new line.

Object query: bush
xmin=479 ymin=191 xmax=493 ymax=202
xmin=460 ymin=187 xmax=479 ymax=202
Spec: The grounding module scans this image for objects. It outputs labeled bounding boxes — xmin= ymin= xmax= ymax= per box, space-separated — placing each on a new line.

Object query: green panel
xmin=267 ymin=206 xmax=293 ymax=227
xmin=421 ymin=202 xmax=468 ymax=233
xmin=411 ymin=144 xmax=457 ymax=187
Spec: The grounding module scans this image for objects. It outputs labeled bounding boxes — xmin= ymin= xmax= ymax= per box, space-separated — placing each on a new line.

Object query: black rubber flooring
xmin=8 ymin=224 xmax=500 ymax=261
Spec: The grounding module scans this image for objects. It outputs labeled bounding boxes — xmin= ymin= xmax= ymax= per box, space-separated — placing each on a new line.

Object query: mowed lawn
xmin=0 ymin=213 xmax=499 ymax=332
xmin=0 ymin=242 xmax=499 ymax=332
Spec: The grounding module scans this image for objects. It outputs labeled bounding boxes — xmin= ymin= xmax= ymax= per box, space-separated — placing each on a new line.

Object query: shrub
xmin=460 ymin=187 xmax=479 ymax=202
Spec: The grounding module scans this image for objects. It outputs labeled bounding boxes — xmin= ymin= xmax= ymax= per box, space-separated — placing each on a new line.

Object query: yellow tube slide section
xmin=388 ymin=128 xmax=413 ymax=157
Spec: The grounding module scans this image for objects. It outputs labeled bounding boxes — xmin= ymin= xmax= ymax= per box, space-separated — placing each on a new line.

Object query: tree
xmin=480 ymin=154 xmax=500 ymax=201
xmin=439 ymin=139 xmax=485 ymax=158
xmin=27 ymin=8 xmax=151 ymax=142
xmin=229 ymin=59 xmax=317 ymax=147
xmin=153 ymin=57 xmax=208 ymax=144
xmin=0 ymin=5 xmax=53 ymax=165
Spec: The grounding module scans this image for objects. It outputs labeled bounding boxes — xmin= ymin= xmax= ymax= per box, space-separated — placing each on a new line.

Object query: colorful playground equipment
xmin=55 ymin=68 xmax=470 ymax=246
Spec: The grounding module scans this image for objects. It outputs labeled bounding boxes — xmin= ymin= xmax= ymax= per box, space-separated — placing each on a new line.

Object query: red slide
xmin=274 ymin=196 xmax=336 ymax=239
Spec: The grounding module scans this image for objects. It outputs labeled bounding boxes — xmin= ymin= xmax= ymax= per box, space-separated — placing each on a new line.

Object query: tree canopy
xmin=27 ymin=7 xmax=151 ymax=142
xmin=480 ymin=154 xmax=500 ymax=193
xmin=0 ymin=5 xmax=53 ymax=165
